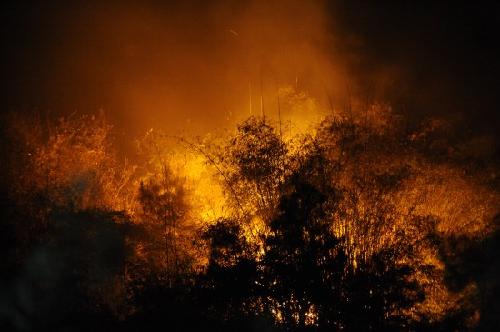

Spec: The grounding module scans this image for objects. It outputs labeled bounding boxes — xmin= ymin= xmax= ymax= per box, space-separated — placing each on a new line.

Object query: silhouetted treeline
xmin=1 ymin=107 xmax=499 ymax=331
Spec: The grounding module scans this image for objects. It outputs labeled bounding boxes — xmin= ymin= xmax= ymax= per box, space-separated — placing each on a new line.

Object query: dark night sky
xmin=329 ymin=1 xmax=500 ymax=135
xmin=1 ymin=1 xmax=500 ymax=146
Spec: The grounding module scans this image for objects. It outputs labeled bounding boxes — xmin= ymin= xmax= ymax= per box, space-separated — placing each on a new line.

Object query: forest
xmin=1 ymin=96 xmax=499 ymax=331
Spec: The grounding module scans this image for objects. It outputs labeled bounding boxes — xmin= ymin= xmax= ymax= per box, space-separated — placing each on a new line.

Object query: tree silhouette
xmin=218 ymin=116 xmax=288 ymax=223
xmin=138 ymin=167 xmax=190 ymax=284
xmin=198 ymin=116 xmax=432 ymax=331
xmin=2 ymin=109 xmax=499 ymax=331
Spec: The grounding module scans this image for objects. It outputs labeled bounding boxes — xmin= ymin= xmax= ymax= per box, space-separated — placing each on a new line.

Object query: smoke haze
xmin=2 ymin=1 xmax=500 ymax=149
xmin=2 ymin=1 xmax=343 ymax=137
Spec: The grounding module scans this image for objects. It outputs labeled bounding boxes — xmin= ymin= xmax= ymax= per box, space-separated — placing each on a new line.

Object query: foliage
xmin=137 ymin=165 xmax=193 ymax=282
xmin=1 ymin=107 xmax=499 ymax=331
xmin=215 ymin=116 xmax=288 ymax=223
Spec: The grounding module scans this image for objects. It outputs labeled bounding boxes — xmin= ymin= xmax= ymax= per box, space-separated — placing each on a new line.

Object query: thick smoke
xmin=2 ymin=1 xmax=499 ymax=153
xmin=2 ymin=0 xmax=346 ymax=140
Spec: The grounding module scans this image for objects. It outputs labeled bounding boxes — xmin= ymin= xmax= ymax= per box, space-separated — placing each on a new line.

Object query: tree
xmin=134 ymin=128 xmax=199 ymax=286
xmin=200 ymin=218 xmax=261 ymax=326
xmin=217 ymin=116 xmax=288 ymax=223
xmin=137 ymin=166 xmax=191 ymax=283
xmin=199 ymin=113 xmax=432 ymax=330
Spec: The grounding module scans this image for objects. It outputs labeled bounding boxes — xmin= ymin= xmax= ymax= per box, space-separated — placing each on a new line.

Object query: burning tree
xmin=2 ymin=101 xmax=499 ymax=331
xmin=197 ymin=111 xmax=434 ymax=330
xmin=7 ymin=113 xmax=136 ymax=215
xmin=198 ymin=103 xmax=500 ymax=330
xmin=133 ymin=129 xmax=201 ymax=286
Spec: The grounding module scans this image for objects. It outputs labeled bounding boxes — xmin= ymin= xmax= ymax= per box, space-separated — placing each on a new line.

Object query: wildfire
xmin=2 ymin=88 xmax=499 ymax=330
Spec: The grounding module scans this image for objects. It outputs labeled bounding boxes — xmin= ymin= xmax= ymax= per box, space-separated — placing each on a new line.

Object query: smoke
xmin=328 ymin=1 xmax=500 ymax=140
xmin=2 ymin=0 xmax=347 ymax=142
xmin=2 ymin=1 xmax=499 ymax=152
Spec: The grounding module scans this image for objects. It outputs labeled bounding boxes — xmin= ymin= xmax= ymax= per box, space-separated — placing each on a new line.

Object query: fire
xmin=3 ymin=1 xmax=499 ymax=330
xmin=2 ymin=88 xmax=499 ymax=330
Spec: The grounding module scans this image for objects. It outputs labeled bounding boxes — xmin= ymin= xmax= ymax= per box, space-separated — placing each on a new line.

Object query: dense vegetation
xmin=1 ymin=103 xmax=499 ymax=331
